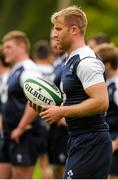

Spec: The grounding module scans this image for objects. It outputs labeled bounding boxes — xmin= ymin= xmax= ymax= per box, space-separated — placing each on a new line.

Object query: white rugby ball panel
xmin=35 ymin=77 xmax=62 ymax=98
xmin=23 ymin=78 xmax=62 ymax=105
xmin=24 ymin=81 xmax=55 ymax=105
xmin=25 ymin=78 xmax=62 ymax=103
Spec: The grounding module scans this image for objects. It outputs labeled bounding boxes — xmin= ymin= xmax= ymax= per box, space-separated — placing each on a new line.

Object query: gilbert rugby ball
xmin=23 ymin=77 xmax=62 ymax=106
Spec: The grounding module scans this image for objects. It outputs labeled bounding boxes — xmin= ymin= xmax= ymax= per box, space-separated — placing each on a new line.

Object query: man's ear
xmin=105 ymin=62 xmax=111 ymax=71
xmin=19 ymin=43 xmax=27 ymax=52
xmin=71 ymin=25 xmax=80 ymax=35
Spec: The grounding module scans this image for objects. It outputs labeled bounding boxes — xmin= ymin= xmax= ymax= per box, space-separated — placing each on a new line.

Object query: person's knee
xmin=0 ymin=163 xmax=12 ymax=179
xmin=12 ymin=166 xmax=34 ymax=179
xmin=53 ymin=165 xmax=64 ymax=179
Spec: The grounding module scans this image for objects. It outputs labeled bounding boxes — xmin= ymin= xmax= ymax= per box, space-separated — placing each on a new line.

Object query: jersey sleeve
xmin=114 ymin=89 xmax=118 ymax=106
xmin=77 ymin=58 xmax=105 ymax=89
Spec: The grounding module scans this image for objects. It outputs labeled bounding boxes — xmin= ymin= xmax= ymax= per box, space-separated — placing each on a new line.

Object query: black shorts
xmin=110 ymin=150 xmax=118 ymax=176
xmin=110 ymin=131 xmax=118 ymax=176
xmin=0 ymin=127 xmax=47 ymax=166
xmin=0 ymin=132 xmax=3 ymax=151
xmin=47 ymin=124 xmax=68 ymax=165
xmin=109 ymin=132 xmax=118 ymax=176
xmin=64 ymin=131 xmax=112 ymax=179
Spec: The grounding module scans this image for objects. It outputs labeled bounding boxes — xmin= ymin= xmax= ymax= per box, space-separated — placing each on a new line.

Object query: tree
xmin=0 ymin=0 xmax=118 ymax=46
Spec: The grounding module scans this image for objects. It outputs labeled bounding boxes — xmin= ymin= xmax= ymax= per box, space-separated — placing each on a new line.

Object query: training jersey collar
xmin=66 ymin=46 xmax=89 ymax=63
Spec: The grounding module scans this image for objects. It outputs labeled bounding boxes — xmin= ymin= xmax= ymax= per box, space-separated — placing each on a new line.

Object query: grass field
xmin=33 ymin=161 xmax=41 ymax=179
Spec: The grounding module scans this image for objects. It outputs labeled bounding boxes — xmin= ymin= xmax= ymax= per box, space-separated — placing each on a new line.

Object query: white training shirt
xmin=16 ymin=59 xmax=43 ymax=87
xmin=67 ymin=46 xmax=105 ymax=89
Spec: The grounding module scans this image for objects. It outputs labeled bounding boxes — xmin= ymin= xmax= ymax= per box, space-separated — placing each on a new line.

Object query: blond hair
xmin=2 ymin=30 xmax=30 ymax=52
xmin=51 ymin=5 xmax=88 ymax=35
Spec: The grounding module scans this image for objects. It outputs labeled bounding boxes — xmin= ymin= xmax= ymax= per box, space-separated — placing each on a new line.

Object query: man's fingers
xmin=29 ymin=101 xmax=36 ymax=110
xmin=16 ymin=138 xmax=20 ymax=143
xmin=44 ymin=118 xmax=54 ymax=124
xmin=29 ymin=100 xmax=32 ymax=107
xmin=40 ymin=110 xmax=48 ymax=116
xmin=36 ymin=105 xmax=42 ymax=112
xmin=41 ymin=105 xmax=50 ymax=111
xmin=29 ymin=101 xmax=42 ymax=112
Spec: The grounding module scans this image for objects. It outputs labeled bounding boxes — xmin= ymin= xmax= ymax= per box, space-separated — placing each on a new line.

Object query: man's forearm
xmin=18 ymin=103 xmax=38 ymax=131
xmin=61 ymin=97 xmax=108 ymax=118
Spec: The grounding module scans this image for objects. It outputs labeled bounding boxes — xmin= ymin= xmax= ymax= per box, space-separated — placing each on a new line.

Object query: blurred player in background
xmin=32 ymin=40 xmax=54 ymax=81
xmin=0 ymin=47 xmax=10 ymax=167
xmin=0 ymin=46 xmax=10 ymax=130
xmin=46 ymin=29 xmax=68 ymax=179
xmin=32 ymin=40 xmax=55 ymax=179
xmin=0 ymin=31 xmax=47 ymax=179
xmin=95 ymin=43 xmax=118 ymax=179
xmin=87 ymin=32 xmax=110 ymax=49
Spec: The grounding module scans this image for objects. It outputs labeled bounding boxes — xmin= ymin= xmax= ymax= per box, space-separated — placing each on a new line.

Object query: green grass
xmin=33 ymin=160 xmax=41 ymax=179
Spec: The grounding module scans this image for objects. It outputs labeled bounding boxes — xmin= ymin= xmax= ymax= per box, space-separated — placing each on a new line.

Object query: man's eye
xmin=56 ymin=28 xmax=61 ymax=31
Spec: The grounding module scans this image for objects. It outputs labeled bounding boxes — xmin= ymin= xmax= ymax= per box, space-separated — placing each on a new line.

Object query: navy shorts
xmin=0 ymin=127 xmax=47 ymax=166
xmin=109 ymin=132 xmax=118 ymax=176
xmin=47 ymin=124 xmax=68 ymax=165
xmin=64 ymin=131 xmax=112 ymax=179
xmin=110 ymin=150 xmax=118 ymax=176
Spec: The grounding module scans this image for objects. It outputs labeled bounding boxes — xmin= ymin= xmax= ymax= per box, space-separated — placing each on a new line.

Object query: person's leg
xmin=36 ymin=125 xmax=51 ymax=179
xmin=47 ymin=125 xmax=68 ymax=179
xmin=52 ymin=165 xmax=65 ymax=179
xmin=39 ymin=153 xmax=53 ymax=179
xmin=0 ymin=163 xmax=12 ymax=178
xmin=0 ymin=135 xmax=12 ymax=178
xmin=12 ymin=166 xmax=34 ymax=179
xmin=9 ymin=132 xmax=39 ymax=179
xmin=109 ymin=175 xmax=118 ymax=179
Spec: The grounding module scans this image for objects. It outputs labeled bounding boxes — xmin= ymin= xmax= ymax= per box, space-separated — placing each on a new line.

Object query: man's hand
xmin=40 ymin=105 xmax=64 ymax=124
xmin=29 ymin=101 xmax=65 ymax=124
xmin=11 ymin=127 xmax=23 ymax=143
xmin=112 ymin=137 xmax=118 ymax=153
xmin=11 ymin=125 xmax=32 ymax=143
xmin=57 ymin=117 xmax=66 ymax=126
xmin=29 ymin=101 xmax=42 ymax=113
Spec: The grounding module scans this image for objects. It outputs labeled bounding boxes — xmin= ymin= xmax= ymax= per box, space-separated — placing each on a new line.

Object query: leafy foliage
xmin=0 ymin=0 xmax=118 ymax=46
xmin=72 ymin=0 xmax=118 ymax=45
xmin=0 ymin=0 xmax=58 ymax=45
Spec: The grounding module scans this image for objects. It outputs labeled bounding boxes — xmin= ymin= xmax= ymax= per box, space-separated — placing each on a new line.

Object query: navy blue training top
xmin=61 ymin=53 xmax=109 ymax=136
